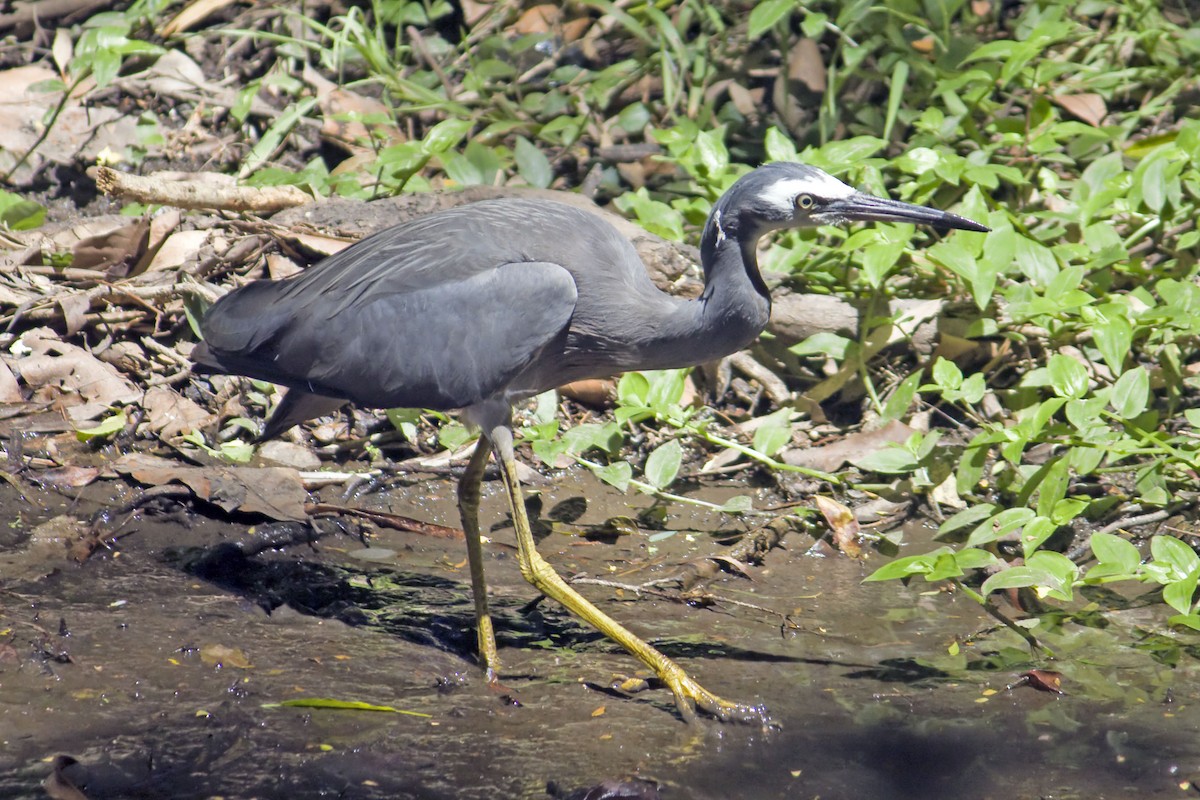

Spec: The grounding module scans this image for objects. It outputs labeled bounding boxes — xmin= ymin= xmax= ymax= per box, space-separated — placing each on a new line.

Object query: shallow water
xmin=1 ymin=470 xmax=1197 ymax=799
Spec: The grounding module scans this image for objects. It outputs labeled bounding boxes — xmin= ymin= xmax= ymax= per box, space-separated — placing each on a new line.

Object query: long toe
xmin=667 ymin=673 xmax=773 ymax=727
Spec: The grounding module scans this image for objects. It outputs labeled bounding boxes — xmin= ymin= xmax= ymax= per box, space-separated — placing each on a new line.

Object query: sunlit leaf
xmin=644 ymin=439 xmax=682 ymax=490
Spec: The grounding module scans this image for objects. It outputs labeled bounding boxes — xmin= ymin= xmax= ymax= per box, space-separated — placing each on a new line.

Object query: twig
xmin=93 ymin=167 xmax=311 ymax=214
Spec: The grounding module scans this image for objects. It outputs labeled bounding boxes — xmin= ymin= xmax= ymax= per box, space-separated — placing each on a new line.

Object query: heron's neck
xmin=639 ymin=224 xmax=770 ymax=368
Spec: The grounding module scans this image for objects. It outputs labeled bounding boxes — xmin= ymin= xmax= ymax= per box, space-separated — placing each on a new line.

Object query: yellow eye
xmin=796 ymin=194 xmax=815 ymax=210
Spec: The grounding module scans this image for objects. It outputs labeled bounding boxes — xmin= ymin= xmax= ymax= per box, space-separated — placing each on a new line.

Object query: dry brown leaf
xmin=141 ymin=385 xmax=214 ymax=439
xmin=559 ymin=378 xmax=615 ymax=408
xmin=200 ymin=642 xmax=253 ymax=669
xmin=0 ymin=65 xmax=134 ymax=183
xmin=814 ymin=495 xmax=862 ymax=558
xmin=15 ymin=328 xmax=141 ymax=408
xmin=113 ymin=452 xmax=309 ymax=521
xmin=38 ymin=465 xmax=101 ymax=489
xmin=782 ymin=419 xmax=915 ymax=473
xmin=1014 ymin=669 xmax=1065 ymax=694
xmin=70 ymin=216 xmax=150 ymax=275
xmin=1053 ymin=93 xmax=1107 ymax=127
xmin=0 ymin=357 xmax=22 ymax=402
xmin=460 ymin=0 xmax=491 ymax=26
xmin=266 ymin=252 xmax=303 ymax=280
xmin=310 ymin=67 xmax=405 ymax=153
xmin=56 ymin=292 xmax=92 ymax=337
xmin=144 ymin=229 xmax=210 ymax=272
xmin=0 ymin=515 xmax=87 ymax=581
xmin=513 ymin=4 xmax=561 ymax=34
xmin=160 ymin=0 xmax=238 ymax=37
xmin=788 ymin=38 xmax=826 ymax=93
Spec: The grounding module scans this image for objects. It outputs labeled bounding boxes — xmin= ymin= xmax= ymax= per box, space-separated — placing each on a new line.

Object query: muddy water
xmin=1 ymin=470 xmax=1197 ymax=799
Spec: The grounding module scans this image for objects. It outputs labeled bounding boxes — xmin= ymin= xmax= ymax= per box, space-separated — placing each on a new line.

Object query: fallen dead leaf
xmin=513 ymin=4 xmax=561 ymax=34
xmin=160 ymin=0 xmax=239 ymax=37
xmin=0 ymin=356 xmax=23 ymax=403
xmin=1053 ymin=93 xmax=1107 ymax=127
xmin=69 ymin=216 xmax=150 ymax=275
xmin=113 ymin=452 xmax=310 ymax=521
xmin=814 ymin=495 xmax=862 ymax=558
xmin=781 ymin=420 xmax=915 ymax=473
xmin=15 ymin=328 xmax=141 ymax=409
xmin=560 ymin=378 xmax=615 ymax=408
xmin=1012 ymin=669 xmax=1065 ymax=694
xmin=141 ymin=385 xmax=214 ymax=439
xmin=37 ymin=465 xmax=101 ymax=489
xmin=200 ymin=642 xmax=253 ymax=669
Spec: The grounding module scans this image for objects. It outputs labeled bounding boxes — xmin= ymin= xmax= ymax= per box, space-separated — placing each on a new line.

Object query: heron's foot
xmin=661 ymin=668 xmax=772 ymax=727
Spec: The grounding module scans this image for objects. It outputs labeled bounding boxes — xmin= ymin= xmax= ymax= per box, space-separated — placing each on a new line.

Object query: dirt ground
xmin=2 ymin=466 xmax=1198 ymax=799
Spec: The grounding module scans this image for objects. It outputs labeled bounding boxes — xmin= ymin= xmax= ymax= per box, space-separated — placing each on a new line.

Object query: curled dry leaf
xmin=0 ymin=356 xmax=23 ymax=402
xmin=814 ymin=495 xmax=862 ymax=558
xmin=14 ymin=328 xmax=141 ymax=411
xmin=1014 ymin=669 xmax=1065 ymax=694
xmin=559 ymin=378 xmax=616 ymax=408
xmin=788 ymin=38 xmax=826 ymax=93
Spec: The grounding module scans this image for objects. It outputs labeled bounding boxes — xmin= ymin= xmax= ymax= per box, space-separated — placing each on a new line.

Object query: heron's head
xmin=707 ymin=161 xmax=988 ymax=243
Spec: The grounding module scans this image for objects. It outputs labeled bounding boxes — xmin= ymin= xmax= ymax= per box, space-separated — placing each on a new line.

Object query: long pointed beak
xmin=829 ymin=193 xmax=989 ymax=232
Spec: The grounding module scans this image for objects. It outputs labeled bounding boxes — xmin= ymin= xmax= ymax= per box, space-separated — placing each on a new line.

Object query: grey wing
xmin=202 ymin=261 xmax=578 ymax=412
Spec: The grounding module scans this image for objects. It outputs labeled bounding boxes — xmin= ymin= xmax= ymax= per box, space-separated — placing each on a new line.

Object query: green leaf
xmin=851 ymin=445 xmax=918 ymax=475
xmin=644 ymin=439 xmax=682 ymax=489
xmin=437 ymin=423 xmax=472 ymax=451
xmin=1047 ymin=354 xmax=1089 ymax=399
xmin=1034 ymin=459 xmax=1069 ymax=519
xmin=694 ymin=128 xmax=729 ymax=177
xmin=931 ymin=357 xmax=963 ymax=390
xmin=1110 ymin=366 xmax=1150 ymax=419
xmin=421 ymin=117 xmax=472 ymax=154
xmin=790 ymin=331 xmax=851 ymax=359
xmin=273 ymin=698 xmax=431 ymax=717
xmin=747 ymin=0 xmax=794 ymax=39
xmin=76 ymin=412 xmax=126 ymax=441
xmin=593 ymin=460 xmax=632 ymax=492
xmin=1168 ymin=613 xmax=1200 ymax=632
xmin=882 ymin=372 xmax=922 ymax=421
xmin=938 ymin=504 xmax=998 ymax=537
xmin=1150 ymin=536 xmax=1200 ymax=579
xmin=883 ymin=60 xmax=909 ymax=143
xmin=1092 ymin=312 xmax=1132 ymax=375
xmin=0 ymin=190 xmax=46 ymax=230
xmin=863 ymin=547 xmax=953 ymax=582
xmin=966 ymin=507 xmax=1035 ymax=547
xmin=751 ymin=408 xmax=792 ymax=457
xmin=1162 ymin=569 xmax=1199 ymax=616
xmin=514 ymin=136 xmax=553 ymax=188
xmin=719 ymin=495 xmax=754 ymax=514
xmin=1020 ymin=516 xmax=1057 ymax=558
xmin=1090 ymin=532 xmax=1140 ymax=573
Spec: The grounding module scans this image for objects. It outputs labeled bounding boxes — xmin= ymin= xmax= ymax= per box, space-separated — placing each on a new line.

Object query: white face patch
xmin=756 ymin=172 xmax=855 ymax=214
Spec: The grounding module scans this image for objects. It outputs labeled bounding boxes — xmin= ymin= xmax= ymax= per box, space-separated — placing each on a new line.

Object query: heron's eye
xmin=796 ymin=194 xmax=815 ymax=210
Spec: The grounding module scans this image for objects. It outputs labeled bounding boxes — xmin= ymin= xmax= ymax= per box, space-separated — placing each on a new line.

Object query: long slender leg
xmin=457 ymin=436 xmax=500 ymax=682
xmin=488 ymin=424 xmax=768 ymax=725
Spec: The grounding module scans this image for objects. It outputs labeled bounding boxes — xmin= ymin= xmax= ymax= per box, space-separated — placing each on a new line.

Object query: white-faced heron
xmin=191 ymin=161 xmax=987 ymax=723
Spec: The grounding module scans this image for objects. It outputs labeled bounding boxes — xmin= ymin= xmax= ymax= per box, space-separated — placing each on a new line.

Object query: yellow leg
xmin=488 ymin=425 xmax=768 ymax=725
xmin=457 ymin=437 xmax=500 ymax=683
